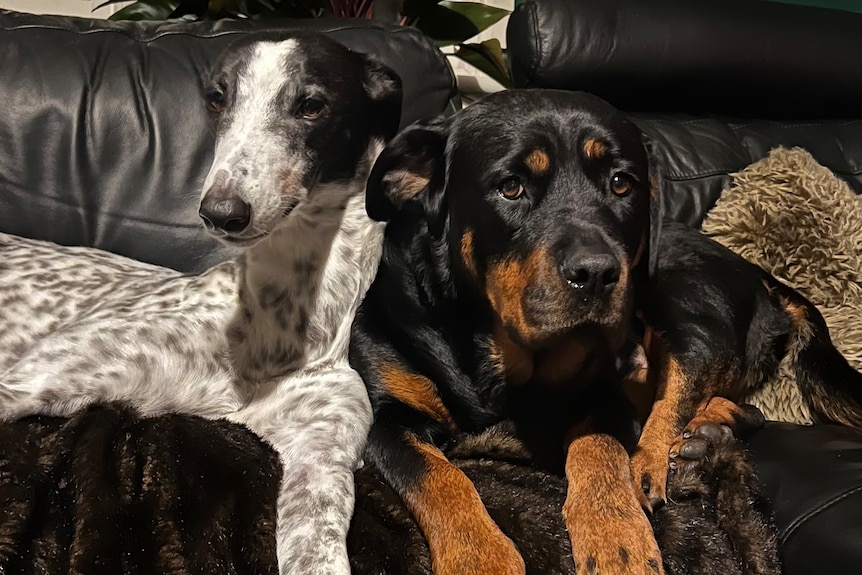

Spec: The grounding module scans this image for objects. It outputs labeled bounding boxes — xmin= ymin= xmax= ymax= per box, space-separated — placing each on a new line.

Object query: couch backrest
xmin=507 ymin=0 xmax=862 ymax=227
xmin=0 ymin=10 xmax=459 ymax=273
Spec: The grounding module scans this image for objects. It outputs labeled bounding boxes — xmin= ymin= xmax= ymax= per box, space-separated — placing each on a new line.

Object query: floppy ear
xmin=365 ymin=117 xmax=450 ymax=227
xmin=361 ymin=56 xmax=403 ymax=140
xmin=642 ymin=133 xmax=665 ymax=277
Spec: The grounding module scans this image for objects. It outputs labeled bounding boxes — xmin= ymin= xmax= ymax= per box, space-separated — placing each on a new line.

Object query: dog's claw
xmin=647 ymin=493 xmax=665 ymax=511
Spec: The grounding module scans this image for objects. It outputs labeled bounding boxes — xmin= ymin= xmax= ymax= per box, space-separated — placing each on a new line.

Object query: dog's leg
xmin=233 ymin=368 xmax=372 ymax=575
xmin=563 ymin=421 xmax=665 ymax=575
xmin=0 ymin=307 xmax=237 ymax=421
xmin=366 ymin=420 xmax=526 ymax=575
xmin=629 ymin=334 xmax=698 ymax=510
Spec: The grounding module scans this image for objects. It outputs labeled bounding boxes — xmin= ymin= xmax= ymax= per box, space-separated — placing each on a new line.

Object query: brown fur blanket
xmin=0 ymin=403 xmax=280 ymax=574
xmin=0 ymin=404 xmax=777 ymax=575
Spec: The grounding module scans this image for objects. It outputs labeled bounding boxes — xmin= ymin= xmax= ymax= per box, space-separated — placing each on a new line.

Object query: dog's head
xmin=199 ymin=32 xmax=402 ymax=246
xmin=368 ymin=90 xmax=662 ymax=351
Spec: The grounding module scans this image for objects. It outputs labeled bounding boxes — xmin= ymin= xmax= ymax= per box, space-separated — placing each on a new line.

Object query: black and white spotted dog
xmin=0 ymin=32 xmax=402 ymax=574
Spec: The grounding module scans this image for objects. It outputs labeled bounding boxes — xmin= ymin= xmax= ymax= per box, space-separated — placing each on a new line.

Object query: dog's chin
xmin=205 ymin=206 xmax=305 ymax=248
xmin=207 ymin=231 xmax=267 ymax=249
xmin=519 ymin=302 xmax=630 ymax=350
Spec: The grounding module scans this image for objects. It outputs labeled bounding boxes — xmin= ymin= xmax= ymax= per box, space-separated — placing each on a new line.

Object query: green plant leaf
xmin=409 ymin=1 xmax=508 ymax=45
xmin=455 ymin=38 xmax=512 ymax=88
xmin=409 ymin=6 xmax=472 ymax=44
xmin=108 ymin=0 xmax=182 ymax=20
xmin=439 ymin=1 xmax=507 ymax=33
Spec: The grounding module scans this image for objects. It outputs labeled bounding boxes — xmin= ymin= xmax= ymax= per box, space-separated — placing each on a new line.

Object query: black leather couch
xmin=508 ymin=0 xmax=862 ymax=572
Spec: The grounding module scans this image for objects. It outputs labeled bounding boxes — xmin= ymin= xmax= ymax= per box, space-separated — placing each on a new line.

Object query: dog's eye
xmin=205 ymin=85 xmax=226 ymax=114
xmin=610 ymin=173 xmax=634 ymax=197
xmin=497 ymin=177 xmax=525 ymax=200
xmin=297 ymin=98 xmax=325 ymax=119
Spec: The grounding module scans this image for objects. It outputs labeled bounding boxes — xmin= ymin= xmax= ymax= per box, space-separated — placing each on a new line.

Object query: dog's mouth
xmin=506 ymin=279 xmax=633 ymax=352
xmin=218 ymin=233 xmax=266 ymax=247
xmin=205 ymin=198 xmax=304 ymax=248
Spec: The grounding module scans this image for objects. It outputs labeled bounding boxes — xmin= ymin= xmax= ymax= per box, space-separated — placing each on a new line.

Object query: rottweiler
xmin=349 ymin=89 xmax=773 ymax=575
xmin=630 ymin=218 xmax=862 ymax=508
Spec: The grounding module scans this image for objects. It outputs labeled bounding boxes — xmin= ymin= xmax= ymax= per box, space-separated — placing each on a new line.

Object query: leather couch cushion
xmin=0 ymin=10 xmax=458 ymax=273
xmin=507 ymin=0 xmax=862 ymax=119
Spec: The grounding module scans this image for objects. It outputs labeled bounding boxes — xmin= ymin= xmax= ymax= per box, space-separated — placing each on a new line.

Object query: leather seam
xmin=1 ymin=20 xmax=427 ymax=46
xmin=730 ymin=120 xmax=862 ymax=130
xmin=665 ymin=167 xmax=862 ymax=182
xmin=780 ymin=484 xmax=862 ymax=547
xmin=526 ymin=1 xmax=542 ymax=87
xmin=638 ymin=118 xmax=862 ymax=129
xmin=2 ymin=190 xmax=204 ymax=230
xmin=664 ymin=171 xmax=730 ymax=182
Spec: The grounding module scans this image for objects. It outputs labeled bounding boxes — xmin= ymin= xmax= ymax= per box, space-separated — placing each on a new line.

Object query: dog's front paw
xmin=432 ymin=525 xmax=525 ymax=575
xmin=567 ymin=506 xmax=664 ymax=575
xmin=668 ymin=402 xmax=766 ymax=474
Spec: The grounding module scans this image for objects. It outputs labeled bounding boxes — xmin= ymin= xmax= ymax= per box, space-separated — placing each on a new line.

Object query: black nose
xmin=199 ymin=195 xmax=251 ymax=234
xmin=560 ymin=253 xmax=621 ymax=295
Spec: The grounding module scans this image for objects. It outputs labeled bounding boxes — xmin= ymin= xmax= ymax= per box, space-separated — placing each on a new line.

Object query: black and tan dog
xmin=349 ymin=89 xmax=776 ymax=575
xmin=630 ymin=217 xmax=862 ymax=508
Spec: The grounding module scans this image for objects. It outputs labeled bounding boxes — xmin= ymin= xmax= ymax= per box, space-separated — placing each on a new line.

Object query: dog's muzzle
xmin=559 ymin=251 xmax=621 ymax=302
xmin=200 ymin=169 xmax=253 ymax=236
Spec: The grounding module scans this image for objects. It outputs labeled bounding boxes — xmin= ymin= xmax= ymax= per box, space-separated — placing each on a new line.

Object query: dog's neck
xmin=228 ymin=141 xmax=385 ymax=387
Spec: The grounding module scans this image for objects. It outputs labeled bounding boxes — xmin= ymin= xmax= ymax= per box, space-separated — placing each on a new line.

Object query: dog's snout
xmin=560 ymin=252 xmax=620 ymax=295
xmin=199 ymin=194 xmax=252 ymax=234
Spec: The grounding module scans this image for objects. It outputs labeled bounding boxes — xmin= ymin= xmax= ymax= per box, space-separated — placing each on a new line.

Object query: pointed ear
xmin=642 ymin=133 xmax=665 ymax=277
xmin=361 ymin=56 xmax=403 ymax=140
xmin=365 ymin=117 xmax=450 ymax=226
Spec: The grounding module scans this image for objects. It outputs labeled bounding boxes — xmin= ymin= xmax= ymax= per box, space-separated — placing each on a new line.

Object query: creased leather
xmin=633 ymin=115 xmax=862 ymax=227
xmin=748 ymin=423 xmax=862 ymax=575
